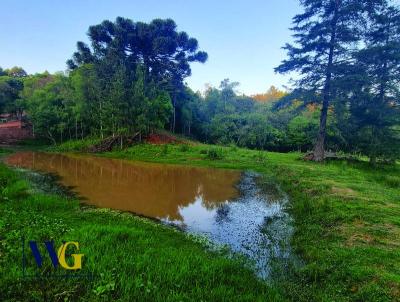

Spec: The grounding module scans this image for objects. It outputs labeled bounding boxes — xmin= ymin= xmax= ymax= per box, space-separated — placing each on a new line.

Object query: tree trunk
xmin=312 ymin=1 xmax=340 ymax=162
xmin=100 ymin=101 xmax=104 ymax=139
xmin=47 ymin=131 xmax=56 ymax=145
xmin=370 ymin=154 xmax=377 ymax=166
xmin=75 ymin=118 xmax=78 ymax=140
xmin=172 ymin=99 xmax=176 ymax=133
xmin=313 ymin=95 xmax=329 ymax=161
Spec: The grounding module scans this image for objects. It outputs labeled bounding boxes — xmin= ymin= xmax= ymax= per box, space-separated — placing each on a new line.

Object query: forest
xmin=0 ymin=1 xmax=399 ymax=164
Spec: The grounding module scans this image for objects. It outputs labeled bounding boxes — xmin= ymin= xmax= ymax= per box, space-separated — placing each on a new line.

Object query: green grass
xmin=5 ymin=138 xmax=400 ymax=301
xmin=46 ymin=137 xmax=102 ymax=152
xmin=0 ymin=147 xmax=12 ymax=155
xmin=51 ymin=139 xmax=400 ymax=301
xmin=0 ymin=163 xmax=280 ymax=301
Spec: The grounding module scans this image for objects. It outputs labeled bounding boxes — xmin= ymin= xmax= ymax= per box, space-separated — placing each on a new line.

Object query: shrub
xmin=49 ymin=138 xmax=102 ymax=152
xmin=161 ymin=144 xmax=169 ymax=155
xmin=253 ymin=151 xmax=267 ymax=163
xmin=229 ymin=144 xmax=238 ymax=152
xmin=206 ymin=148 xmax=224 ymax=160
xmin=179 ymin=144 xmax=190 ymax=152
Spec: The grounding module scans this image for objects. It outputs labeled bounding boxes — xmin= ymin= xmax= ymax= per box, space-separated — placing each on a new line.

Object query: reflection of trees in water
xmin=215 ymin=204 xmax=231 ymax=223
xmin=6 ymin=152 xmax=240 ymax=221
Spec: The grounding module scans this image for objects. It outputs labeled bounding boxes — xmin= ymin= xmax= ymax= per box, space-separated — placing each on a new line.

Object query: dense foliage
xmin=276 ymin=0 xmax=400 ymax=161
xmin=6 ymin=18 xmax=207 ymax=142
xmin=0 ymin=5 xmax=399 ymax=163
xmin=0 ymin=67 xmax=26 ymax=115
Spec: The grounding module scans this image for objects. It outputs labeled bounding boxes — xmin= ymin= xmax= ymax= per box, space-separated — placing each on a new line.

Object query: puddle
xmin=6 ymin=151 xmax=292 ymax=277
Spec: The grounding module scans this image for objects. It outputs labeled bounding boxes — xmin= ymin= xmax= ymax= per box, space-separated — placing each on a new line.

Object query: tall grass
xmin=48 ymin=137 xmax=102 ymax=152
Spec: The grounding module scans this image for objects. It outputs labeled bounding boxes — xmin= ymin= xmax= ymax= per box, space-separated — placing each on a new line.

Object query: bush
xmin=49 ymin=138 xmax=102 ymax=152
xmin=253 ymin=151 xmax=268 ymax=163
xmin=206 ymin=148 xmax=224 ymax=160
xmin=0 ymin=165 xmax=28 ymax=200
xmin=0 ymin=164 xmax=18 ymax=189
xmin=179 ymin=144 xmax=190 ymax=152
xmin=161 ymin=144 xmax=169 ymax=155
xmin=229 ymin=144 xmax=238 ymax=152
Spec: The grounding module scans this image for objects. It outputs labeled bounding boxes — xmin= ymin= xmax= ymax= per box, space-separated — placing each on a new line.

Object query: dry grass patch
xmin=331 ymin=186 xmax=357 ymax=197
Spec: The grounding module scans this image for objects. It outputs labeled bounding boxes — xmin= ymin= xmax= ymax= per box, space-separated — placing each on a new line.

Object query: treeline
xmin=0 ymin=3 xmax=399 ymax=163
xmin=0 ymin=65 xmax=330 ymax=153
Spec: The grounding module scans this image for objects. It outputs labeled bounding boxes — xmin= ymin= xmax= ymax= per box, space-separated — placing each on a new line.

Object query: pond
xmin=6 ymin=151 xmax=292 ymax=277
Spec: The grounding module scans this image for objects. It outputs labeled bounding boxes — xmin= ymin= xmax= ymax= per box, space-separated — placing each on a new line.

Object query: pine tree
xmin=275 ymin=0 xmax=381 ymax=161
xmin=350 ymin=4 xmax=400 ymax=163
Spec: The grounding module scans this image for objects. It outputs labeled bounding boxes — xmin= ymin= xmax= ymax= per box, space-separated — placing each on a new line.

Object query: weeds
xmin=179 ymin=144 xmax=190 ymax=152
xmin=206 ymin=148 xmax=224 ymax=160
xmin=48 ymin=137 xmax=102 ymax=152
xmin=161 ymin=144 xmax=169 ymax=155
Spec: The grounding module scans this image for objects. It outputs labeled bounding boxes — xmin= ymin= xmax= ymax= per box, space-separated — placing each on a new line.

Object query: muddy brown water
xmin=6 ymin=151 xmax=292 ymax=277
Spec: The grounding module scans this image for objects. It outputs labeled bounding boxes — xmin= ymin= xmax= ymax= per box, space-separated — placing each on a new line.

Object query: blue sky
xmin=0 ymin=0 xmax=301 ymax=95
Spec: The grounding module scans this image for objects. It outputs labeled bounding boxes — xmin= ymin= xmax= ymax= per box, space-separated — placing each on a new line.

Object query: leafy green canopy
xmin=0 ymin=66 xmax=27 ymax=116
xmin=48 ymin=17 xmax=208 ymax=139
xmin=67 ymin=17 xmax=207 ymax=84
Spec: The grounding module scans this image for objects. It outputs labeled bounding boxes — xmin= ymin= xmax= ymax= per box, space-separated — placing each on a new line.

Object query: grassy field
xmin=1 ymin=140 xmax=399 ymax=301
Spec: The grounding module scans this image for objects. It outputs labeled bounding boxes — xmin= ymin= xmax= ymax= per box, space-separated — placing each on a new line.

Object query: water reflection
xmin=6 ymin=152 xmax=240 ymax=221
xmin=166 ymin=173 xmax=292 ymax=278
xmin=6 ymin=151 xmax=292 ymax=277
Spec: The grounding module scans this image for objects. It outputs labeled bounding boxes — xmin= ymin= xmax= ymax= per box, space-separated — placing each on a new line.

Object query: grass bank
xmin=0 ymin=162 xmax=281 ymax=301
xmin=48 ymin=140 xmax=400 ymax=301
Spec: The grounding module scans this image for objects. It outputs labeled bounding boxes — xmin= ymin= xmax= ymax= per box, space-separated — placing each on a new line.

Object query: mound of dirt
xmin=145 ymin=132 xmax=183 ymax=145
xmin=85 ymin=132 xmax=186 ymax=152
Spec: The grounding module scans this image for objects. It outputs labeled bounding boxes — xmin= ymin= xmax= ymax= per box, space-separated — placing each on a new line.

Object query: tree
xmin=275 ymin=0 xmax=380 ymax=161
xmin=128 ymin=66 xmax=172 ymax=135
xmin=348 ymin=4 xmax=400 ymax=163
xmin=22 ymin=74 xmax=73 ymax=143
xmin=67 ymin=18 xmax=208 ymax=80
xmin=287 ymin=115 xmax=319 ymax=151
xmin=0 ymin=76 xmax=24 ymax=115
xmin=67 ymin=17 xmax=207 ymax=134
xmin=4 ymin=66 xmax=28 ymax=78
xmin=252 ymin=86 xmax=287 ymax=102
